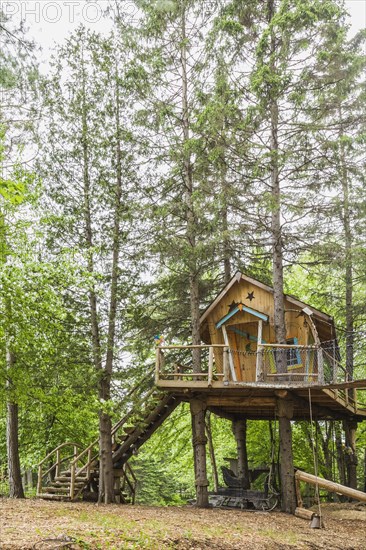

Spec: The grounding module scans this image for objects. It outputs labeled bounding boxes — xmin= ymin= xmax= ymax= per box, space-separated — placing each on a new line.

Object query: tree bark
xmin=6 ymin=350 xmax=25 ymax=499
xmin=277 ymin=398 xmax=296 ymax=513
xmin=80 ymin=54 xmax=114 ymax=503
xmin=191 ymin=399 xmax=209 ymax=507
xmin=181 ymin=6 xmax=201 ymax=374
xmin=267 ymin=0 xmax=295 ymax=514
xmin=344 ymin=420 xmax=358 ymax=490
xmin=232 ymin=418 xmax=250 ymax=489
xmin=339 ymin=119 xmax=355 ymax=400
xmin=99 ymin=59 xmax=125 ymax=504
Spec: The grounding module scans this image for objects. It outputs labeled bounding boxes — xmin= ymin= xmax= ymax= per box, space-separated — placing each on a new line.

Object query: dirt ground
xmin=0 ymin=499 xmax=365 ymax=550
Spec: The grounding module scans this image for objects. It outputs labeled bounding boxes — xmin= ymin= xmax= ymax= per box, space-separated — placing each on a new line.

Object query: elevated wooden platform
xmin=156 ymin=343 xmax=366 ymax=422
xmin=157 ymin=380 xmax=366 ymax=421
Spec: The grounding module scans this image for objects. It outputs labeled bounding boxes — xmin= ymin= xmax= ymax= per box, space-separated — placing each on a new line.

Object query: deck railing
xmin=155 ymin=345 xmax=230 ymax=386
xmin=257 ymin=344 xmax=323 ymax=383
xmin=155 ymin=342 xmax=365 ymax=411
xmin=156 ymin=343 xmax=355 ymax=385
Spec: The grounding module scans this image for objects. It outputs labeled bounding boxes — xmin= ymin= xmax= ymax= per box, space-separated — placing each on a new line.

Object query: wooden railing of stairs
xmin=36 ymin=384 xmax=181 ymax=502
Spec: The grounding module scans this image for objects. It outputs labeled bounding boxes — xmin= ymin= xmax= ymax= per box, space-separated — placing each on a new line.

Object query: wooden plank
xmin=206 ymin=396 xmax=276 ymax=407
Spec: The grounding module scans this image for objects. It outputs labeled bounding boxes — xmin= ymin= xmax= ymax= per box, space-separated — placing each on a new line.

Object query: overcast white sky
xmin=1 ymin=0 xmax=365 ymax=61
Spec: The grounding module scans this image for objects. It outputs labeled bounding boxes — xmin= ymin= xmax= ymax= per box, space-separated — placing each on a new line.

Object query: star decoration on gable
xmin=228 ymin=301 xmax=238 ymax=312
xmin=246 ymin=291 xmax=255 ymax=302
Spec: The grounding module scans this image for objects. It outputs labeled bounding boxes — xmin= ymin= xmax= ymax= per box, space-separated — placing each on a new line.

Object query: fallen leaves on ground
xmin=0 ymin=499 xmax=365 ymax=549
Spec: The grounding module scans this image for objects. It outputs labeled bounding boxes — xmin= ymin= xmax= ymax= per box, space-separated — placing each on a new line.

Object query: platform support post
xmin=190 ymin=398 xmax=209 ymax=507
xmin=344 ymin=419 xmax=358 ymax=490
xmin=277 ymin=398 xmax=296 ymax=514
xmin=232 ymin=418 xmax=250 ymax=489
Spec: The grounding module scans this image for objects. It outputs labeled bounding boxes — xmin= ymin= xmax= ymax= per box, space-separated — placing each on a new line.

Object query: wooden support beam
xmin=190 ymin=398 xmax=209 ymax=508
xmin=232 ymin=419 xmax=250 ymax=489
xmin=277 ymin=397 xmax=296 ymax=514
xmin=207 ymin=396 xmax=276 ymax=408
xmin=295 ymin=470 xmax=366 ymax=502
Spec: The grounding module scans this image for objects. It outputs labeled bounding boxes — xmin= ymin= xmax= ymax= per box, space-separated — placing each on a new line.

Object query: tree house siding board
xmin=200 ymin=278 xmax=336 ymax=386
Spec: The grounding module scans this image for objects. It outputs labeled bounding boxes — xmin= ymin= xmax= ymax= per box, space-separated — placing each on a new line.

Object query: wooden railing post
xmin=332 ymin=340 xmax=338 ymax=384
xmin=37 ymin=464 xmax=42 ymax=495
xmin=155 ymin=347 xmax=161 ymax=384
xmin=208 ymin=346 xmax=214 ymax=387
xmin=70 ymin=462 xmax=76 ymax=500
xmin=256 ymin=320 xmax=264 ymax=381
xmin=256 ymin=346 xmax=264 ymax=382
xmin=317 ymin=346 xmax=324 ymax=384
xmin=223 ymin=347 xmax=229 ymax=385
xmin=87 ymin=448 xmax=92 ymax=479
xmin=56 ymin=449 xmax=61 ymax=479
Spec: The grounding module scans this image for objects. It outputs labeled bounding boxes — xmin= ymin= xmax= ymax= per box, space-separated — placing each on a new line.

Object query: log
xmin=295 ymin=470 xmax=366 ymax=502
xmin=294 ymin=507 xmax=315 ymax=521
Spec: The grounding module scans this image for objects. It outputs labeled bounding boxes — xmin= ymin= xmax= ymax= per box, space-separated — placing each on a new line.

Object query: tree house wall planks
xmin=200 ymin=273 xmax=335 ymax=384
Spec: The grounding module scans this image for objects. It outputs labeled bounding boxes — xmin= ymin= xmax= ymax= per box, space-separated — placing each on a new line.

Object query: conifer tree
xmin=40 ymin=27 xmax=139 ymax=503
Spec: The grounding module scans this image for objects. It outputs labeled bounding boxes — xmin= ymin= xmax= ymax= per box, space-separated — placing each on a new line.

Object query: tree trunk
xmin=181 ymin=6 xmax=201 ymax=374
xmin=232 ymin=419 xmax=250 ymax=489
xmin=277 ymin=398 xmax=296 ymax=513
xmin=6 ymin=350 xmax=25 ymax=499
xmin=339 ymin=120 xmax=355 ymax=402
xmin=99 ymin=59 xmax=125 ymax=504
xmin=344 ymin=420 xmax=358 ymax=490
xmin=267 ymin=0 xmax=295 ymax=513
xmin=221 ymin=162 xmax=231 ymax=285
xmin=191 ymin=399 xmax=209 ymax=507
xmin=205 ymin=411 xmax=219 ymax=493
xmin=98 ymin=411 xmax=114 ymax=503
xmin=80 ymin=56 xmax=112 ymax=503
xmin=267 ymin=0 xmax=286 ymax=372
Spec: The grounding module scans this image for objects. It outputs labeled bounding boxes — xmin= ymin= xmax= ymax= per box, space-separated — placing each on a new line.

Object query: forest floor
xmin=0 ymin=499 xmax=366 ymax=550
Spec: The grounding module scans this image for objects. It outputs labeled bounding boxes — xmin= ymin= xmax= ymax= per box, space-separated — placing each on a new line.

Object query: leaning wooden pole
xmin=295 ymin=470 xmax=366 ymax=503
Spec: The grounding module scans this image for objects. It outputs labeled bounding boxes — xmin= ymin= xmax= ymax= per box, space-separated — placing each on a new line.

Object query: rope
xmin=308 ymin=388 xmax=322 ymax=525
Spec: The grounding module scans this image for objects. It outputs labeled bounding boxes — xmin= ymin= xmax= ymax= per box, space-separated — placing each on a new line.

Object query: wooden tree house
xmin=155 ymin=272 xmax=366 ymax=509
xmin=37 ymin=272 xmax=366 ymax=509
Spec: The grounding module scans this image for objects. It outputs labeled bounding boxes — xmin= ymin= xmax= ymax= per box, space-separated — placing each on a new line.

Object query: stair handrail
xmin=70 ymin=386 xmax=157 ymax=473
xmin=37 ymin=442 xmax=82 ymax=496
xmin=69 ymin=386 xmax=159 ymax=499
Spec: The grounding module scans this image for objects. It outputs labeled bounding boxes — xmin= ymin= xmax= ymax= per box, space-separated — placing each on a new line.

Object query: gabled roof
xmin=200 ymin=271 xmax=334 ymax=325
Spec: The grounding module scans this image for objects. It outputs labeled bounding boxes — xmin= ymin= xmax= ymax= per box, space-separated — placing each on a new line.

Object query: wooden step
xmin=36 ymin=493 xmax=71 ymax=501
xmin=47 ymin=487 xmax=71 ymax=494
xmin=55 ymin=476 xmax=87 ymax=483
xmin=58 ymin=471 xmax=88 ymax=478
xmin=53 ymin=480 xmax=85 ymax=487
